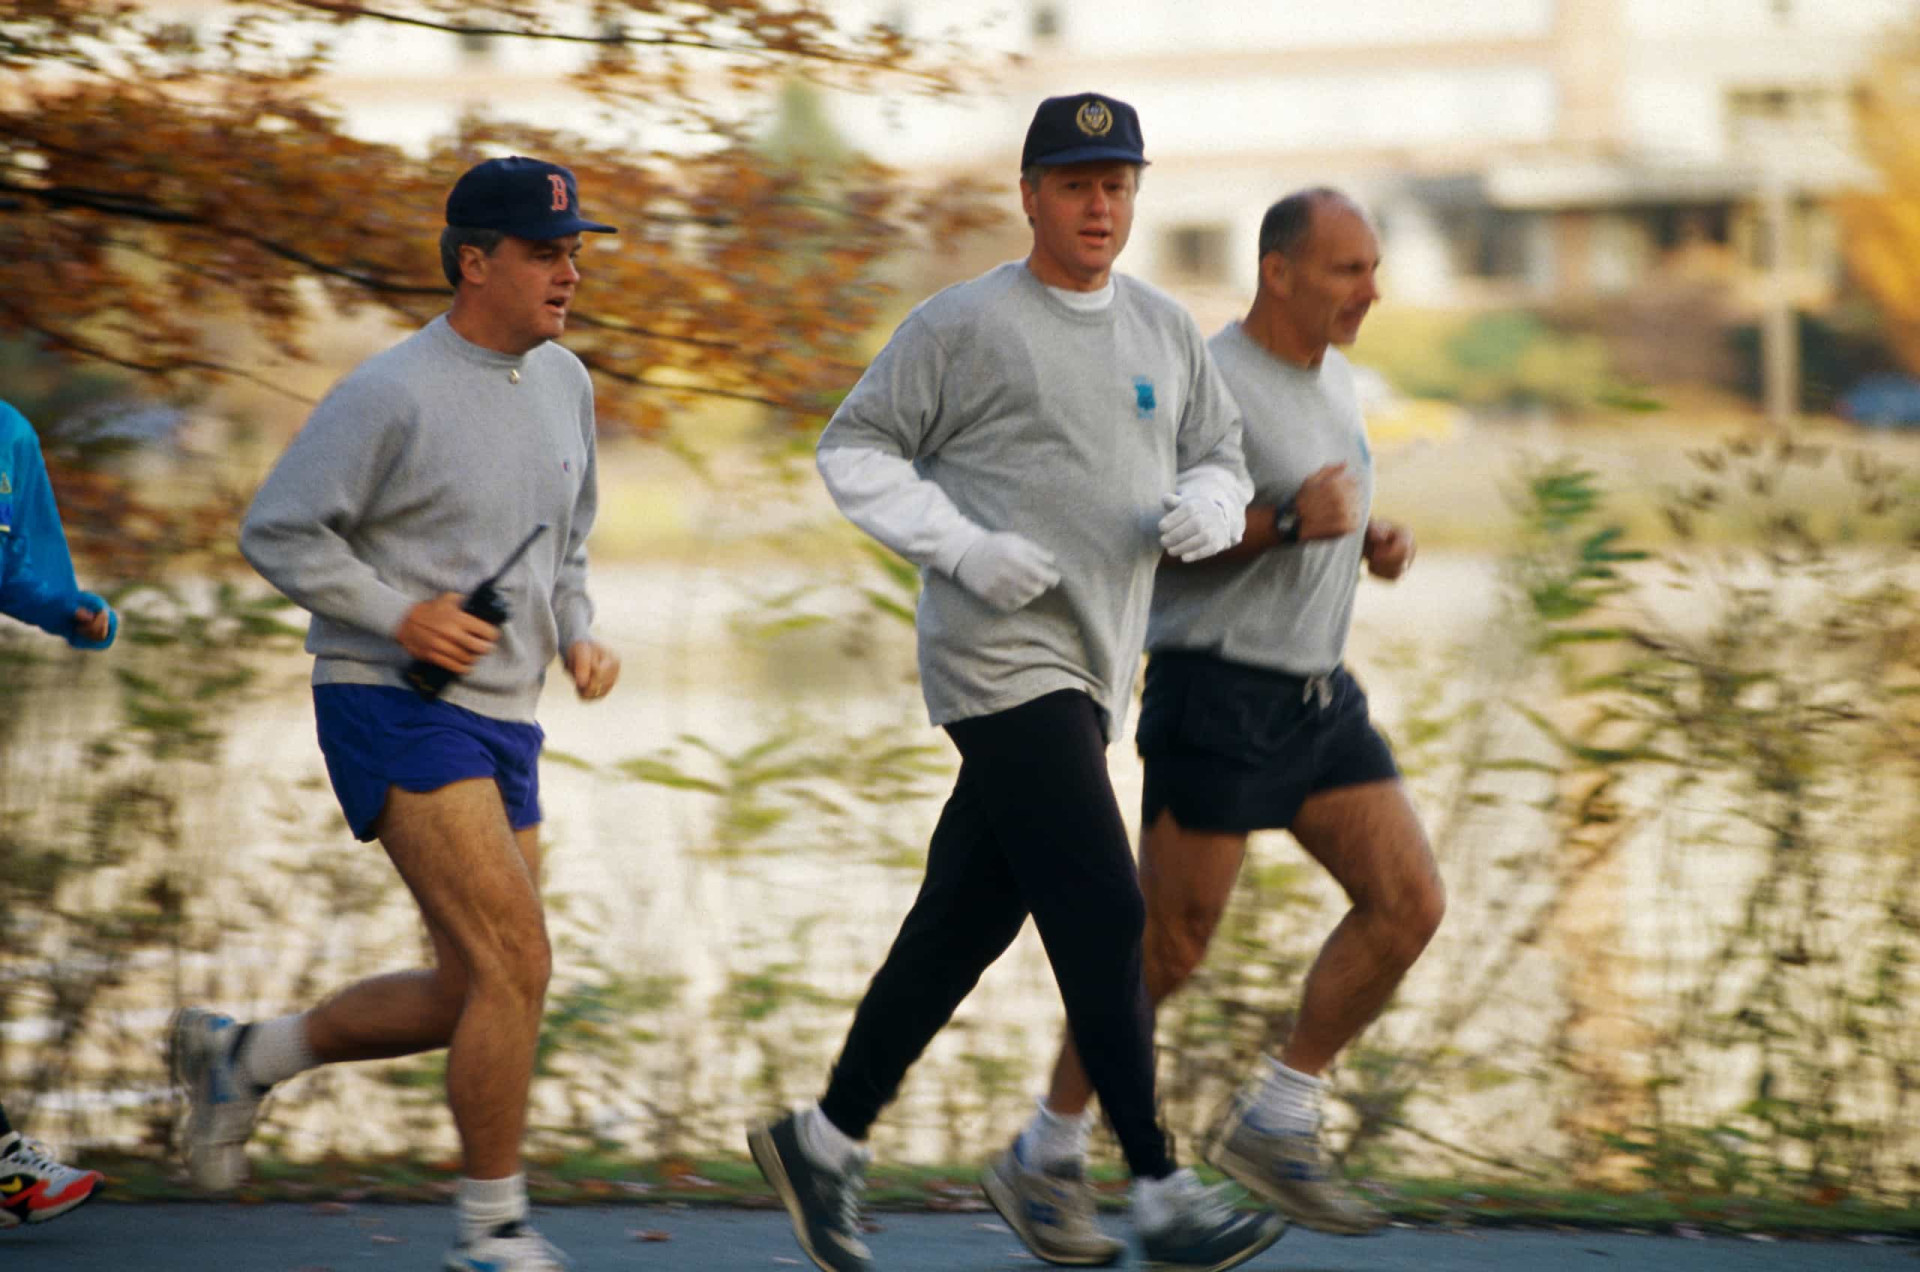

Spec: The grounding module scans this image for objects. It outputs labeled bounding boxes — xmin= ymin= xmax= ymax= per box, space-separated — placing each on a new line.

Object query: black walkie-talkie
xmin=405 ymin=524 xmax=550 ymax=701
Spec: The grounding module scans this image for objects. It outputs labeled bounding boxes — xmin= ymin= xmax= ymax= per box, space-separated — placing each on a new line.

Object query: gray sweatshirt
xmin=818 ymin=262 xmax=1248 ymax=736
xmin=1147 ymin=323 xmax=1372 ymax=676
xmin=240 ymin=314 xmax=598 ymax=723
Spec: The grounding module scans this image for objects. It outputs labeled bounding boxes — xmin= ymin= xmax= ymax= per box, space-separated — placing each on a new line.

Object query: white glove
xmin=1158 ymin=490 xmax=1239 ymax=561
xmin=953 ymin=531 xmax=1061 ymax=613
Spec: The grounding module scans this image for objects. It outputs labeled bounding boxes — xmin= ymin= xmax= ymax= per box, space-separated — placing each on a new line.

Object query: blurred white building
xmin=825 ymin=0 xmax=1911 ymax=322
xmin=137 ymin=0 xmax=1914 ymax=319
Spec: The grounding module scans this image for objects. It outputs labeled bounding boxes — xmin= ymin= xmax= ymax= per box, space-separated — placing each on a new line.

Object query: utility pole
xmin=1760 ymin=159 xmax=1798 ymax=428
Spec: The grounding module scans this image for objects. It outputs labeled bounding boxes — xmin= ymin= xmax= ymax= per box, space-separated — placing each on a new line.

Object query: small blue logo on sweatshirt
xmin=1132 ymin=377 xmax=1156 ymax=419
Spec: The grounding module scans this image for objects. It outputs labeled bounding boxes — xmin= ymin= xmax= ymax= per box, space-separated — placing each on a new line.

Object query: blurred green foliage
xmin=1 ymin=428 xmax=1915 ymax=1211
xmin=1353 ymin=309 xmax=1615 ymax=414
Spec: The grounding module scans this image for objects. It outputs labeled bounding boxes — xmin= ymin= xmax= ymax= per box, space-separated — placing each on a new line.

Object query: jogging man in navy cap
xmin=172 ymin=156 xmax=620 ymax=1272
xmin=747 ymin=93 xmax=1283 ymax=1272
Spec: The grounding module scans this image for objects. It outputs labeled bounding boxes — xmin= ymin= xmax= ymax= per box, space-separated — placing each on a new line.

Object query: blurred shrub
xmin=4 ymin=423 xmax=1917 ymax=1207
xmin=1353 ymin=308 xmax=1614 ymax=414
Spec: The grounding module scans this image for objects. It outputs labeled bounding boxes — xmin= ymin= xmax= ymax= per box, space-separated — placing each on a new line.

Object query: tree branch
xmin=289 ymin=1 xmax=919 ymax=77
xmin=2 ymin=180 xmax=449 ymax=296
xmin=0 ymin=181 xmax=198 ymax=225
xmin=574 ymin=350 xmax=821 ymax=412
xmin=243 ymin=233 xmax=446 ymax=296
xmin=567 ymin=311 xmax=739 ymax=350
xmin=0 ymin=300 xmax=316 ymax=404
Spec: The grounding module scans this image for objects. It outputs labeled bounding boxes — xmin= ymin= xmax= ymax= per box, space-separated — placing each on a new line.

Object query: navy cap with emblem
xmin=445 ymin=156 xmax=618 ymax=239
xmin=1020 ymin=92 xmax=1148 ymax=169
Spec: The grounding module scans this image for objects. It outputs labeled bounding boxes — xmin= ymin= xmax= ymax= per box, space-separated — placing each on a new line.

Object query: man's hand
xmin=953 ymin=531 xmax=1061 ymax=613
xmin=1363 ymin=519 xmax=1415 ymax=579
xmin=395 ymin=593 xmax=499 ymax=675
xmin=1296 ymin=463 xmax=1362 ymax=540
xmin=567 ymin=640 xmax=620 ymax=701
xmin=1158 ymin=490 xmax=1239 ymax=562
xmin=72 ymin=605 xmax=112 ymax=645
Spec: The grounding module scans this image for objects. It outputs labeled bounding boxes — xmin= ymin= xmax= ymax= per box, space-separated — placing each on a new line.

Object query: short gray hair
xmin=440 ymin=226 xmax=505 ymax=289
xmin=1257 ymin=187 xmax=1354 ymax=261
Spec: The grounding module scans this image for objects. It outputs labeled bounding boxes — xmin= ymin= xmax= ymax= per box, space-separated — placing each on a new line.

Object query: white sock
xmin=1252 ymin=1056 xmax=1323 ymax=1136
xmin=797 ymin=1103 xmax=866 ymax=1175
xmin=1130 ymin=1167 xmax=1196 ymax=1235
xmin=1015 ymin=1096 xmax=1092 ymax=1171
xmin=232 ymin=1013 xmax=319 ymax=1092
xmin=457 ymin=1172 xmax=528 ymax=1245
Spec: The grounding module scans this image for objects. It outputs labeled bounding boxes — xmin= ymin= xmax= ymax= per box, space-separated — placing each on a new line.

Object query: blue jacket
xmin=0 ymin=401 xmax=115 ymax=649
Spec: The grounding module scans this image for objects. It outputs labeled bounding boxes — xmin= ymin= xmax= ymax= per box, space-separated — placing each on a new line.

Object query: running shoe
xmin=0 ymin=1133 xmax=103 ymax=1228
xmin=981 ymin=1136 xmax=1124 ymax=1266
xmin=168 ymin=1007 xmax=265 ymax=1192
xmin=747 ymin=1110 xmax=872 ymax=1272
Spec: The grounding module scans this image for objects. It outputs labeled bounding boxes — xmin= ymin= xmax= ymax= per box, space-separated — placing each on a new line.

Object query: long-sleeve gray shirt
xmin=1147 ymin=323 xmax=1373 ymax=676
xmin=818 ymin=261 xmax=1249 ymax=737
xmin=240 ymin=314 xmax=597 ymax=723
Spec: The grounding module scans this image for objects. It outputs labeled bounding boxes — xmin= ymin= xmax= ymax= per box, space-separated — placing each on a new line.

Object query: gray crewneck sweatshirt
xmin=817 ymin=262 xmax=1248 ymax=737
xmin=240 ymin=314 xmax=598 ymax=722
xmin=1147 ymin=324 xmax=1373 ymax=675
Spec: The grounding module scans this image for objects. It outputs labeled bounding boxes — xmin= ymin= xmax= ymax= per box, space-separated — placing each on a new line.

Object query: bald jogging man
xmin=1001 ymin=188 xmax=1443 ymax=1260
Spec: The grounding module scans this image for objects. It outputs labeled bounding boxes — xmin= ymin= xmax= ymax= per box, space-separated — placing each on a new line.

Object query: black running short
xmin=1136 ymin=650 xmax=1400 ymax=834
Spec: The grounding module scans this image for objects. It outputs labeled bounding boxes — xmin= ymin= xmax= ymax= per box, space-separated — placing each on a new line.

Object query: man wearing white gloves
xmin=747 ymin=93 xmax=1282 ymax=1272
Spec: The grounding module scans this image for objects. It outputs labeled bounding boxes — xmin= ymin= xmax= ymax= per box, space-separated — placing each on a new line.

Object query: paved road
xmin=6 ymin=1204 xmax=1913 ymax=1270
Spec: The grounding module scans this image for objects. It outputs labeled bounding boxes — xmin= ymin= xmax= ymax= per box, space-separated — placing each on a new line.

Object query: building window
xmin=1651 ymin=205 xmax=1731 ymax=252
xmin=1164 ymin=224 xmax=1231 ymax=285
xmin=1439 ymin=209 xmax=1534 ymax=282
xmin=1726 ymin=84 xmax=1847 ymax=150
xmin=457 ymin=28 xmax=495 ymax=62
xmin=1032 ymin=3 xmax=1061 ymax=40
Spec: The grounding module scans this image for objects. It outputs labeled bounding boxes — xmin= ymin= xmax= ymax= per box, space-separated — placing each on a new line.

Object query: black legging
xmin=818 ymin=689 xmax=1175 ymax=1180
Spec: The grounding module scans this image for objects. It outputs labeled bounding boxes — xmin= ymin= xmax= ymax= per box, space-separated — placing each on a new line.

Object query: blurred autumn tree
xmin=1835 ymin=20 xmax=1920 ymax=375
xmin=0 ymin=1 xmax=999 ymax=457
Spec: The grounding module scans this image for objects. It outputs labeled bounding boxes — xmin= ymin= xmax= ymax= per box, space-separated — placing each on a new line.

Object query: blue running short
xmin=1136 ymin=650 xmax=1400 ymax=834
xmin=313 ymin=685 xmax=545 ymax=842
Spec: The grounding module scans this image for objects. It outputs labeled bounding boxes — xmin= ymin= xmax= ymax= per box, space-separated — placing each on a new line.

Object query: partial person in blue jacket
xmin=0 ymin=399 xmax=113 ymax=1230
xmin=0 ymin=400 xmax=117 ymax=650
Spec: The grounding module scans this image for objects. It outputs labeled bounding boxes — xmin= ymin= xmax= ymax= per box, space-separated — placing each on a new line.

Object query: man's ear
xmin=460 ymin=243 xmax=491 ymax=287
xmin=1260 ymin=250 xmax=1290 ymax=298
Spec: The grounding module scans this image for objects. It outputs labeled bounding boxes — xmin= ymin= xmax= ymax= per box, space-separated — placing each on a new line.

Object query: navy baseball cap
xmin=1020 ymin=93 xmax=1148 ymax=169
xmin=445 ymin=156 xmax=617 ymax=238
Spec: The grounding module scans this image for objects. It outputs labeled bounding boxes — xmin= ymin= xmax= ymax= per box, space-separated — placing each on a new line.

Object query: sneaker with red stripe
xmin=0 ymin=1132 xmax=104 ymax=1228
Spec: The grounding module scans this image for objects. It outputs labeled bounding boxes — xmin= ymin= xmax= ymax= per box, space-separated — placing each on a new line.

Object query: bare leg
xmin=303 ymin=823 xmax=545 ymax=1064
xmin=1280 ymin=780 xmax=1443 ymax=1076
xmin=1044 ymin=809 xmax=1249 ymax=1117
xmin=362 ymin=782 xmax=550 ymax=1180
xmin=1042 ymin=779 xmax=1443 ymax=1110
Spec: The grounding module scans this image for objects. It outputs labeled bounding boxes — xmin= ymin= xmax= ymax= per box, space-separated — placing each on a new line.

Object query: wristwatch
xmin=1273 ymin=503 xmax=1302 ymax=546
